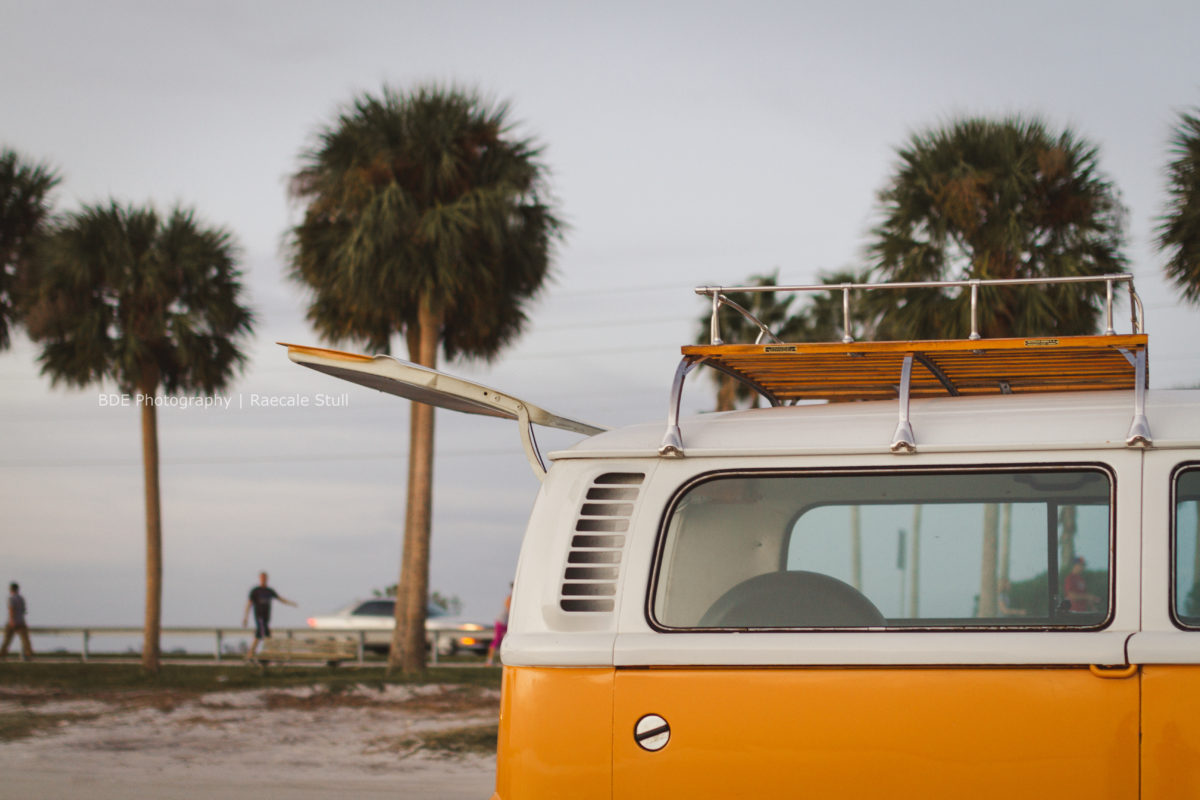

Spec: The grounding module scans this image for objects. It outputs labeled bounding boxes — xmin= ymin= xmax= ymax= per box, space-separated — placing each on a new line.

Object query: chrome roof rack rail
xmin=663 ymin=274 xmax=1148 ymax=456
xmin=697 ymin=274 xmax=1143 ymax=346
xmin=890 ymin=355 xmax=916 ymax=454
xmin=1127 ymin=349 xmax=1151 ymax=448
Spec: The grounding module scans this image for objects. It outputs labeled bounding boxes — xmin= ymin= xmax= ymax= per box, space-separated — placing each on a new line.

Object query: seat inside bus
xmin=699 ymin=570 xmax=886 ymax=628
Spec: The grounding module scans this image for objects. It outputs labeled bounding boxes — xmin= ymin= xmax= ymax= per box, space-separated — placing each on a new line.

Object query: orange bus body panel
xmin=493 ymin=667 xmax=613 ymax=800
xmin=612 ymin=667 xmax=1139 ymax=799
xmin=1142 ymin=666 xmax=1200 ymax=799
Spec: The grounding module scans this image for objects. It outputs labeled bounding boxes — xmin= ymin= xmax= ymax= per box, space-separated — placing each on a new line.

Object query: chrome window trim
xmin=1169 ymin=461 xmax=1200 ymax=631
xmin=646 ymin=463 xmax=1118 ymax=634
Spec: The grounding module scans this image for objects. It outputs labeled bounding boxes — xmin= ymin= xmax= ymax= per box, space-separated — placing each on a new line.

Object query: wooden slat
xmin=683 ymin=334 xmax=1146 ymax=403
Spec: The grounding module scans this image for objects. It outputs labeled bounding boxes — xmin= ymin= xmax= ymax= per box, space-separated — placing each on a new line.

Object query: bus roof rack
xmin=661 ymin=274 xmax=1150 ymax=457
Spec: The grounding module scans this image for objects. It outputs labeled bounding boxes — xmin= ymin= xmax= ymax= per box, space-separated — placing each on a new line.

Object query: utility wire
xmin=0 ymin=447 xmax=524 ymax=469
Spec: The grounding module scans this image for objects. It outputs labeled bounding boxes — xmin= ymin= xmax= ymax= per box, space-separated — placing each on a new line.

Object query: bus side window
xmin=789 ymin=497 xmax=1109 ymax=626
xmin=652 ymin=467 xmax=1113 ymax=631
xmin=1173 ymin=466 xmax=1200 ymax=627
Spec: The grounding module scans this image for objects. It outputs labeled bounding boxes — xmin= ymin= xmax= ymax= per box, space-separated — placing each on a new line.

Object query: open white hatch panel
xmin=283 ymin=342 xmax=606 ymax=478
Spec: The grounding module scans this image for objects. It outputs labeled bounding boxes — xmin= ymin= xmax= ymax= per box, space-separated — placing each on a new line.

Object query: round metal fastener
xmin=634 ymin=714 xmax=670 ymax=752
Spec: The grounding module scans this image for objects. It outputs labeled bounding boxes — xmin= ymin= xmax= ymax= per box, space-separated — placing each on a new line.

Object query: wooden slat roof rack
xmin=660 ymin=274 xmax=1151 ymax=456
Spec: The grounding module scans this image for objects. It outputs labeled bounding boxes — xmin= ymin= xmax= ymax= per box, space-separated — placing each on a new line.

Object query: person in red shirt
xmin=1064 ymin=557 xmax=1099 ymax=612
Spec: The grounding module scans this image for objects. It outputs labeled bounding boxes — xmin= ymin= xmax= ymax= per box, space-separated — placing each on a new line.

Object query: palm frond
xmin=1158 ymin=109 xmax=1200 ymax=305
xmin=868 ymin=116 xmax=1128 ymax=337
xmin=26 ymin=201 xmax=254 ymax=395
xmin=0 ymin=148 xmax=61 ymax=349
xmin=285 ymin=83 xmax=562 ymax=361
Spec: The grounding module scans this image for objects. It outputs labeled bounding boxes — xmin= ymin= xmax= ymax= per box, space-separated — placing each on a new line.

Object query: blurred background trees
xmin=696 ymin=115 xmax=1131 ymax=411
xmin=1159 ymin=107 xmax=1200 ymax=305
xmin=0 ymin=148 xmax=59 ymax=351
xmin=24 ymin=202 xmax=253 ymax=672
xmin=864 ymin=116 xmax=1127 ymax=340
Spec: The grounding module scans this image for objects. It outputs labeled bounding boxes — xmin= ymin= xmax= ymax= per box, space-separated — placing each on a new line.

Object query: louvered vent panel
xmin=559 ymin=472 xmax=645 ymax=612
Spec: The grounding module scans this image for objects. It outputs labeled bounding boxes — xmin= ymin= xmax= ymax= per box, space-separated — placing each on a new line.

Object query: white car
xmin=306 ymin=599 xmax=493 ymax=656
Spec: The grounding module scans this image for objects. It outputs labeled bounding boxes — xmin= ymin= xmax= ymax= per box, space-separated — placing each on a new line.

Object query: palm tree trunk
xmin=388 ymin=327 xmax=421 ymax=673
xmin=908 ymin=505 xmax=922 ymax=617
xmin=139 ymin=386 xmax=162 ymax=673
xmin=390 ymin=302 xmax=441 ymax=675
xmin=1059 ymin=506 xmax=1077 ymax=569
xmin=715 ymin=376 xmax=736 ymax=412
xmin=978 ymin=504 xmax=999 ymax=617
xmin=999 ymin=503 xmax=1012 ymax=587
xmin=849 ymin=506 xmax=862 ymax=590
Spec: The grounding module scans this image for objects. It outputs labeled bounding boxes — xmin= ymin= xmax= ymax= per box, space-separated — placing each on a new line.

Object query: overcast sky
xmin=2 ymin=0 xmax=1199 ymax=637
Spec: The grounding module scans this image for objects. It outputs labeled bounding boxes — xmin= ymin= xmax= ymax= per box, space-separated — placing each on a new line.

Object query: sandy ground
xmin=0 ymin=683 xmax=498 ymax=799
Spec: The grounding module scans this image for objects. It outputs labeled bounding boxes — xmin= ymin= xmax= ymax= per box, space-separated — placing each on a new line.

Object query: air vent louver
xmin=559 ymin=472 xmax=644 ymax=612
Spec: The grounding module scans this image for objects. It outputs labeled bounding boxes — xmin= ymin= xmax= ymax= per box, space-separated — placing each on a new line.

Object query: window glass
xmin=652 ymin=468 xmax=1111 ymax=630
xmin=1174 ymin=467 xmax=1200 ymax=627
xmin=354 ymin=600 xmax=395 ymax=616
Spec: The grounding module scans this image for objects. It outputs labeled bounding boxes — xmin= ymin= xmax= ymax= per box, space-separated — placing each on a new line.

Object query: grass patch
xmin=0 ymin=663 xmax=500 ymax=694
xmin=0 ymin=711 xmax=98 ymax=742
xmin=257 ymin=683 xmax=496 ymax=713
xmin=418 ymin=723 xmax=498 ymax=755
xmin=379 ymin=723 xmax=499 ymax=757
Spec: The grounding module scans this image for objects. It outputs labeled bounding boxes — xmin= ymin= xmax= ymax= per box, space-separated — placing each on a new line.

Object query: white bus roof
xmin=551 ymin=389 xmax=1200 ymax=460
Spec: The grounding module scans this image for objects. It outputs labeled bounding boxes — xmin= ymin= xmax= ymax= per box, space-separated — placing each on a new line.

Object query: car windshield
xmin=352 ymin=600 xmax=394 ymax=616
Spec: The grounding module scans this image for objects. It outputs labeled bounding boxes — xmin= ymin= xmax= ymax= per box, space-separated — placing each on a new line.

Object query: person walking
xmin=242 ymin=571 xmax=296 ymax=660
xmin=1 ymin=582 xmax=33 ymax=660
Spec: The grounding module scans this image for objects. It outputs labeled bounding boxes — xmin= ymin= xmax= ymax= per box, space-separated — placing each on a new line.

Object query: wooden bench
xmin=256 ymin=636 xmax=359 ymax=667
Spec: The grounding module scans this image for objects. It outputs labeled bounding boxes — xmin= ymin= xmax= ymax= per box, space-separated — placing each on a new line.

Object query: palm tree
xmin=0 ymin=148 xmax=60 ymax=350
xmin=287 ymin=85 xmax=562 ymax=674
xmin=866 ymin=116 xmax=1127 ymax=339
xmin=1159 ymin=108 xmax=1200 ymax=304
xmin=694 ymin=271 xmax=804 ymax=410
xmin=694 ymin=269 xmax=871 ymax=410
xmin=790 ymin=269 xmax=875 ymax=342
xmin=24 ymin=202 xmax=253 ymax=672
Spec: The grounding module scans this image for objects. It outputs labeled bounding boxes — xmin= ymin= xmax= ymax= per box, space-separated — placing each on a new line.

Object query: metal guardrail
xmin=23 ymin=626 xmax=471 ymax=666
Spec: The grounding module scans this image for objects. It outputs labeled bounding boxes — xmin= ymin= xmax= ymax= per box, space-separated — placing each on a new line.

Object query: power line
xmin=547 ymin=281 xmax=693 ymax=299
xmin=0 ymin=447 xmax=525 ymax=469
xmin=529 ymin=315 xmax=692 ymax=333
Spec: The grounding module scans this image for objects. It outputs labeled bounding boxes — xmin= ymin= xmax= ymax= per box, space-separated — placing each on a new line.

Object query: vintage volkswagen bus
xmin=287 ymin=276 xmax=1200 ymax=799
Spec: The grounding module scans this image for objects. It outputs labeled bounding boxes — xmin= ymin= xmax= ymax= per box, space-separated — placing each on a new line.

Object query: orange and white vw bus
xmin=288 ymin=275 xmax=1200 ymax=799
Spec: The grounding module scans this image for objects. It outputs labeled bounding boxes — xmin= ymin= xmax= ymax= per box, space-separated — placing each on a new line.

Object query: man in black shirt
xmin=242 ymin=571 xmax=296 ymax=659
